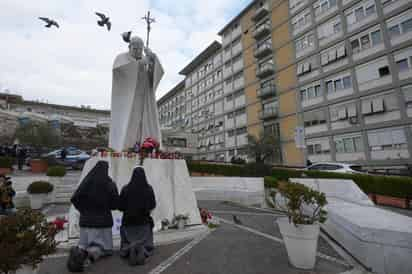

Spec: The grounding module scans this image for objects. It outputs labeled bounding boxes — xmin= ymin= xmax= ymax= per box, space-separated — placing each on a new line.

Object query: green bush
xmin=187 ymin=162 xmax=412 ymax=199
xmin=264 ymin=176 xmax=278 ymax=189
xmin=0 ymin=208 xmax=59 ymax=274
xmin=187 ymin=161 xmax=272 ymax=177
xmin=46 ymin=166 xmax=66 ymax=177
xmin=278 ymin=182 xmax=327 ymax=225
xmin=0 ymin=156 xmax=14 ymax=169
xmin=27 ymin=181 xmax=54 ymax=194
xmin=270 ymin=168 xmax=412 ymax=199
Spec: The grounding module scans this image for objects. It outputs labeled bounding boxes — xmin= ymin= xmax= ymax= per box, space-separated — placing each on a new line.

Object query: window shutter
xmin=297 ymin=64 xmax=304 ymax=75
xmin=338 ymin=107 xmax=348 ymax=120
xmin=372 ymin=98 xmax=384 ymax=113
xmin=379 ymin=131 xmax=392 ymax=146
xmin=321 ymin=52 xmax=329 ymax=65
xmin=368 ymin=132 xmax=379 ymax=146
xmin=348 ymin=105 xmax=357 ymax=117
xmin=337 ymin=45 xmax=346 ymax=58
xmin=328 ymin=49 xmax=337 ymax=62
xmin=392 ymin=129 xmax=406 ymax=144
xmin=362 ymin=100 xmax=372 ymax=115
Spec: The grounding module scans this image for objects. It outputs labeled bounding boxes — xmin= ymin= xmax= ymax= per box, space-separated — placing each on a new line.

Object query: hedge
xmin=187 ymin=162 xmax=412 ymax=199
xmin=46 ymin=166 xmax=66 ymax=177
xmin=0 ymin=157 xmax=14 ymax=169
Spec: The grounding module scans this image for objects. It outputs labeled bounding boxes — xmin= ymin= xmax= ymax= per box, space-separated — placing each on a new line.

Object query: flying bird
xmin=233 ymin=215 xmax=242 ymax=225
xmin=122 ymin=31 xmax=132 ymax=43
xmin=95 ymin=12 xmax=111 ymax=31
xmin=38 ymin=17 xmax=59 ymax=28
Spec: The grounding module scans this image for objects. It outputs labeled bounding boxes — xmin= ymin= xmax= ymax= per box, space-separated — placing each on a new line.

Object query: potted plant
xmin=173 ymin=214 xmax=189 ymax=230
xmin=0 ymin=208 xmax=59 ymax=274
xmin=161 ymin=219 xmax=170 ymax=230
xmin=30 ymin=158 xmax=49 ymax=174
xmin=27 ymin=181 xmax=54 ymax=210
xmin=0 ymin=157 xmax=14 ymax=175
xmin=275 ymin=182 xmax=327 ymax=270
xmin=46 ymin=166 xmax=66 ymax=204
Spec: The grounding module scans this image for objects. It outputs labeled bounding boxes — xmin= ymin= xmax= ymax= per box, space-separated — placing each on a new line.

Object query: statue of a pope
xmin=109 ymin=36 xmax=164 ymax=152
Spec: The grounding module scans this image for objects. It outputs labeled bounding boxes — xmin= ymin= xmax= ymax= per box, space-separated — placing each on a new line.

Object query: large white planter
xmin=45 ymin=177 xmax=62 ymax=204
xmin=29 ymin=194 xmax=47 ymax=210
xmin=276 ymin=217 xmax=320 ymax=269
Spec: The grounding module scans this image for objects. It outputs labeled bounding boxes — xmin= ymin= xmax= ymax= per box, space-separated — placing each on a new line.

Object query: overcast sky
xmin=0 ymin=0 xmax=249 ymax=110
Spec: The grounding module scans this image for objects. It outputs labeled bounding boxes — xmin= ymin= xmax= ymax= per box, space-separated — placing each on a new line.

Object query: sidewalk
xmin=38 ymin=201 xmax=357 ymax=274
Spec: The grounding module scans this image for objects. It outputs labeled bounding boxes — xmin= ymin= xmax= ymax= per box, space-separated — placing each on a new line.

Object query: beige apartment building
xmin=158 ymin=0 xmax=412 ymax=170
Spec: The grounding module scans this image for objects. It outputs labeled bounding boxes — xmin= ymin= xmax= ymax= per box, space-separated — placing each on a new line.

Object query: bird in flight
xmin=121 ymin=31 xmax=132 ymax=43
xmin=95 ymin=12 xmax=111 ymax=31
xmin=38 ymin=17 xmax=59 ymax=28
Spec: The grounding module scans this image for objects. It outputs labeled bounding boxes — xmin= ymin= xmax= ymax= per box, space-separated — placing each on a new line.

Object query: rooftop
xmin=179 ymin=41 xmax=222 ymax=75
xmin=217 ymin=0 xmax=256 ymax=35
xmin=157 ymin=80 xmax=186 ymax=105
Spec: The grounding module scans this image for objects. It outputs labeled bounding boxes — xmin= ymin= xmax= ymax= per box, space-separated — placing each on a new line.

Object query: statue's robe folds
xmin=109 ymin=52 xmax=164 ymax=151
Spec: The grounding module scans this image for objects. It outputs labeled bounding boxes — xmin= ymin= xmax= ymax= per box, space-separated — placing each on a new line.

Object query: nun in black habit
xmin=118 ymin=167 xmax=156 ymax=266
xmin=70 ymin=161 xmax=119 ymax=264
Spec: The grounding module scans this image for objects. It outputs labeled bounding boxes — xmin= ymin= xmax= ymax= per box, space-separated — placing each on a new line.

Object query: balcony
xmin=252 ymin=4 xmax=269 ymax=21
xmin=257 ymin=84 xmax=276 ymax=98
xmin=253 ymin=22 xmax=271 ymax=40
xmin=259 ymin=107 xmax=278 ymax=120
xmin=254 ymin=42 xmax=272 ymax=59
xmin=256 ymin=62 xmax=275 ymax=78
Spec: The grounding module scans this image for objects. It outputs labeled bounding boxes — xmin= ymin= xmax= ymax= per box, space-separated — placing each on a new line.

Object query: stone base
xmin=69 ymin=157 xmax=202 ymax=238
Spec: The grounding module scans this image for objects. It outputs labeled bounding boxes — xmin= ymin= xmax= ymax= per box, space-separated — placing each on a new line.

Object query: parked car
xmin=306 ymin=162 xmax=365 ymax=174
xmin=43 ymin=147 xmax=90 ymax=170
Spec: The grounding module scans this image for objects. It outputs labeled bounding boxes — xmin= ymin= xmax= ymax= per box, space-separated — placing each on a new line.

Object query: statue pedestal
xmin=68 ymin=157 xmax=201 ymax=238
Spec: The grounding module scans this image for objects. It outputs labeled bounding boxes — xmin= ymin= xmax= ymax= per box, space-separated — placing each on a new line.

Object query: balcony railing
xmin=253 ymin=22 xmax=271 ymax=39
xmin=259 ymin=107 xmax=278 ymax=120
xmin=256 ymin=62 xmax=275 ymax=78
xmin=252 ymin=4 xmax=269 ymax=21
xmin=257 ymin=84 xmax=276 ymax=98
xmin=254 ymin=42 xmax=272 ymax=58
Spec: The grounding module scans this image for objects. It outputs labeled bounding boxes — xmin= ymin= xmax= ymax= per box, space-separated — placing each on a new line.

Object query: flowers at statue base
xmin=51 ymin=216 xmax=68 ymax=231
xmin=200 ymin=208 xmax=212 ymax=224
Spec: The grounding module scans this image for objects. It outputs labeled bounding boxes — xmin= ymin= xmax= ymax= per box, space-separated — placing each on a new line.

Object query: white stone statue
xmin=109 ymin=36 xmax=164 ymax=152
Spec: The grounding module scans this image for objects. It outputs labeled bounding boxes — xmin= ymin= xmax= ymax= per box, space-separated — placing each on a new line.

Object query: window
xmin=321 ymin=44 xmax=346 ymax=66
xmin=292 ymin=10 xmax=312 ymax=32
xmin=335 ymin=136 xmax=363 ymax=153
xmin=402 ymin=18 xmax=412 ymax=33
xmin=343 ymin=76 xmax=352 ymax=89
xmin=300 ymin=83 xmax=322 ymax=101
xmin=362 ymin=97 xmax=385 ymax=115
xmin=350 ymin=27 xmax=382 ymax=53
xmin=397 ymin=59 xmax=409 ymax=72
xmin=304 ymin=110 xmax=327 ymax=127
xmin=387 ymin=11 xmax=412 ymax=39
xmin=389 ymin=25 xmax=401 ymax=37
xmin=368 ymin=128 xmax=407 ymax=150
xmin=326 ymin=75 xmax=352 ymax=93
xmin=295 ymin=33 xmax=315 ymax=53
xmin=378 ymin=66 xmax=390 ymax=77
xmin=346 ymin=1 xmax=376 ymax=26
xmin=314 ymin=0 xmax=337 ymax=16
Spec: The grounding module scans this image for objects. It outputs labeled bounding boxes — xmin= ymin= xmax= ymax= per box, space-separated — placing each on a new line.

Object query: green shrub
xmin=278 ymin=182 xmax=327 ymax=225
xmin=269 ymin=168 xmax=412 ymax=199
xmin=264 ymin=176 xmax=278 ymax=189
xmin=187 ymin=162 xmax=412 ymax=199
xmin=46 ymin=166 xmax=66 ymax=177
xmin=27 ymin=181 xmax=54 ymax=194
xmin=0 ymin=208 xmax=59 ymax=274
xmin=0 ymin=156 xmax=14 ymax=169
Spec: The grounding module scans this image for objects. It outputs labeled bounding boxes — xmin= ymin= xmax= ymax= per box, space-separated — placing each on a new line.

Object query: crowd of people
xmin=68 ymin=161 xmax=156 ymax=272
xmin=0 ymin=144 xmax=28 ymax=170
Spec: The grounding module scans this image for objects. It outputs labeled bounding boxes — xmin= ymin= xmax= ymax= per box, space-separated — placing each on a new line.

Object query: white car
xmin=306 ymin=162 xmax=364 ymax=174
